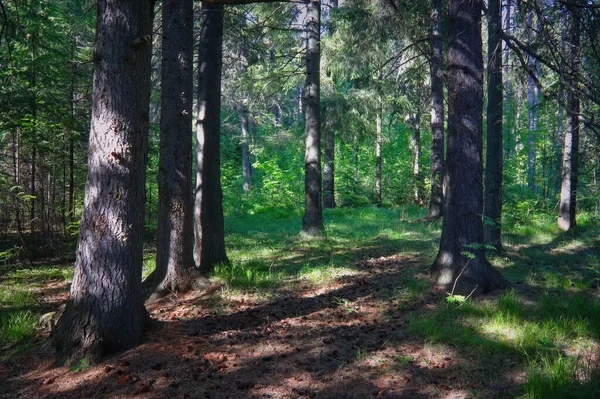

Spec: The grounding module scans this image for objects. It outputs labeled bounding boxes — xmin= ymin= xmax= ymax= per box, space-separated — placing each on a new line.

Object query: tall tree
xmin=144 ymin=0 xmax=201 ymax=297
xmin=195 ymin=3 xmax=229 ymax=271
xmin=483 ymin=0 xmax=504 ymax=249
xmin=431 ymin=0 xmax=507 ymax=294
xmin=526 ymin=8 xmax=539 ymax=192
xmin=558 ymin=1 xmax=581 ymax=231
xmin=426 ymin=0 xmax=445 ymax=219
xmin=302 ymin=0 xmax=324 ymax=235
xmin=54 ymin=0 xmax=154 ymax=362
xmin=375 ymin=91 xmax=383 ymax=206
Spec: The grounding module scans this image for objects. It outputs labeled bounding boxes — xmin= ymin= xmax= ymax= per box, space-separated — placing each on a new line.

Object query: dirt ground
xmin=0 ymin=252 xmax=523 ymax=399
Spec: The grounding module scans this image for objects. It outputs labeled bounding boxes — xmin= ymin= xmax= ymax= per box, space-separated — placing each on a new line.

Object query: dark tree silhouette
xmin=483 ymin=0 xmax=504 ymax=249
xmin=144 ymin=0 xmax=203 ymax=297
xmin=426 ymin=0 xmax=445 ymax=219
xmin=194 ymin=3 xmax=229 ymax=271
xmin=302 ymin=0 xmax=324 ymax=235
xmin=431 ymin=0 xmax=508 ymax=294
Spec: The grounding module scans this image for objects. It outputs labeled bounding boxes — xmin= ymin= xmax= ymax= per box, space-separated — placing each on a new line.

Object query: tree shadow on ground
xmin=3 ymin=248 xmax=530 ymax=399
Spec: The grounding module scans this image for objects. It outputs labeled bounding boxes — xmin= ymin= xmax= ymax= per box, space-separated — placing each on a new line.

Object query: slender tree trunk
xmin=375 ymin=93 xmax=383 ymax=207
xmin=241 ymin=105 xmax=252 ymax=192
xmin=502 ymin=0 xmax=514 ymax=165
xmin=558 ymin=1 xmax=581 ymax=231
xmin=353 ymin=135 xmax=359 ymax=184
xmin=194 ymin=3 xmax=228 ymax=271
xmin=54 ymin=0 xmax=154 ymax=363
xmin=484 ymin=0 xmax=504 ymax=250
xmin=68 ymin=133 xmax=75 ymax=222
xmin=526 ymin=10 xmax=538 ymax=192
xmin=427 ymin=0 xmax=445 ymax=219
xmin=409 ymin=112 xmax=422 ymax=205
xmin=302 ymin=0 xmax=324 ymax=235
xmin=39 ymin=156 xmax=46 ymax=236
xmin=556 ymin=91 xmax=564 ymax=194
xmin=12 ymin=130 xmax=22 ymax=235
xmin=323 ymin=113 xmax=335 ymax=208
xmin=144 ymin=0 xmax=201 ymax=298
xmin=431 ymin=0 xmax=508 ymax=294
xmin=29 ymin=32 xmax=37 ymax=236
xmin=30 ymin=148 xmax=36 ymax=234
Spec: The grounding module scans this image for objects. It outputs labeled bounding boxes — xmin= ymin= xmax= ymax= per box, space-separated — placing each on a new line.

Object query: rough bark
xmin=144 ymin=0 xmax=203 ymax=299
xmin=426 ymin=0 xmax=445 ymax=219
xmin=484 ymin=0 xmax=504 ymax=250
xmin=54 ymin=0 xmax=154 ymax=363
xmin=431 ymin=0 xmax=508 ymax=295
xmin=301 ymin=0 xmax=324 ymax=235
xmin=558 ymin=2 xmax=581 ymax=231
xmin=194 ymin=3 xmax=228 ymax=272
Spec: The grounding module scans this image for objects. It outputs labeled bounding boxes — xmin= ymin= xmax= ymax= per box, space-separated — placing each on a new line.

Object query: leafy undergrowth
xmin=0 ymin=206 xmax=599 ymax=398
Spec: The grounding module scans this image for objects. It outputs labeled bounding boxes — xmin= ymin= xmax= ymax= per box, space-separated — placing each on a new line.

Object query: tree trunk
xmin=427 ymin=0 xmax=445 ymax=219
xmin=194 ymin=3 xmax=228 ymax=272
xmin=323 ymin=116 xmax=335 ymax=208
xmin=241 ymin=105 xmax=252 ymax=192
xmin=375 ymin=93 xmax=383 ymax=207
xmin=30 ymin=32 xmax=37 ymax=236
xmin=12 ymin=129 xmax=22 ymax=235
xmin=558 ymin=1 xmax=581 ymax=231
xmin=526 ymin=10 xmax=538 ymax=193
xmin=408 ymin=111 xmax=423 ymax=205
xmin=484 ymin=0 xmax=504 ymax=250
xmin=431 ymin=0 xmax=508 ymax=295
xmin=302 ymin=0 xmax=324 ymax=235
xmin=54 ymin=0 xmax=154 ymax=363
xmin=502 ymin=0 xmax=515 ymax=165
xmin=144 ymin=0 xmax=202 ymax=298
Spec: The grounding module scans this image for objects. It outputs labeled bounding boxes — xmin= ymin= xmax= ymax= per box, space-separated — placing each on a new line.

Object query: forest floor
xmin=1 ymin=206 xmax=600 ymax=398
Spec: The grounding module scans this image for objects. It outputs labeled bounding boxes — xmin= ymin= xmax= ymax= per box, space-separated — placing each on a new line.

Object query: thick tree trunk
xmin=375 ymin=94 xmax=383 ymax=207
xmin=194 ymin=3 xmax=228 ymax=272
xmin=54 ymin=0 xmax=154 ymax=363
xmin=431 ymin=0 xmax=508 ymax=295
xmin=302 ymin=0 xmax=324 ymax=235
xmin=144 ymin=0 xmax=202 ymax=298
xmin=484 ymin=0 xmax=504 ymax=250
xmin=558 ymin=2 xmax=581 ymax=231
xmin=427 ymin=0 xmax=445 ymax=219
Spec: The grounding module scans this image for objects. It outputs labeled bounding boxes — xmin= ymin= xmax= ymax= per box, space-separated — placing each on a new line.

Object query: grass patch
xmin=0 ymin=310 xmax=37 ymax=349
xmin=524 ymin=354 xmax=600 ymax=399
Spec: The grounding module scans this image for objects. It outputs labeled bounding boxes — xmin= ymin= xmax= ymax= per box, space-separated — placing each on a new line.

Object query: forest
xmin=1 ymin=0 xmax=600 ymax=398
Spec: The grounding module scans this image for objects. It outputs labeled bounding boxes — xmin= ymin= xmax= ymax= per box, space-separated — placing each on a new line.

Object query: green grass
xmin=0 ymin=285 xmax=38 ymax=351
xmin=524 ymin=354 xmax=600 ymax=399
xmin=0 ymin=310 xmax=37 ymax=349
xmin=0 ymin=205 xmax=598 ymax=397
